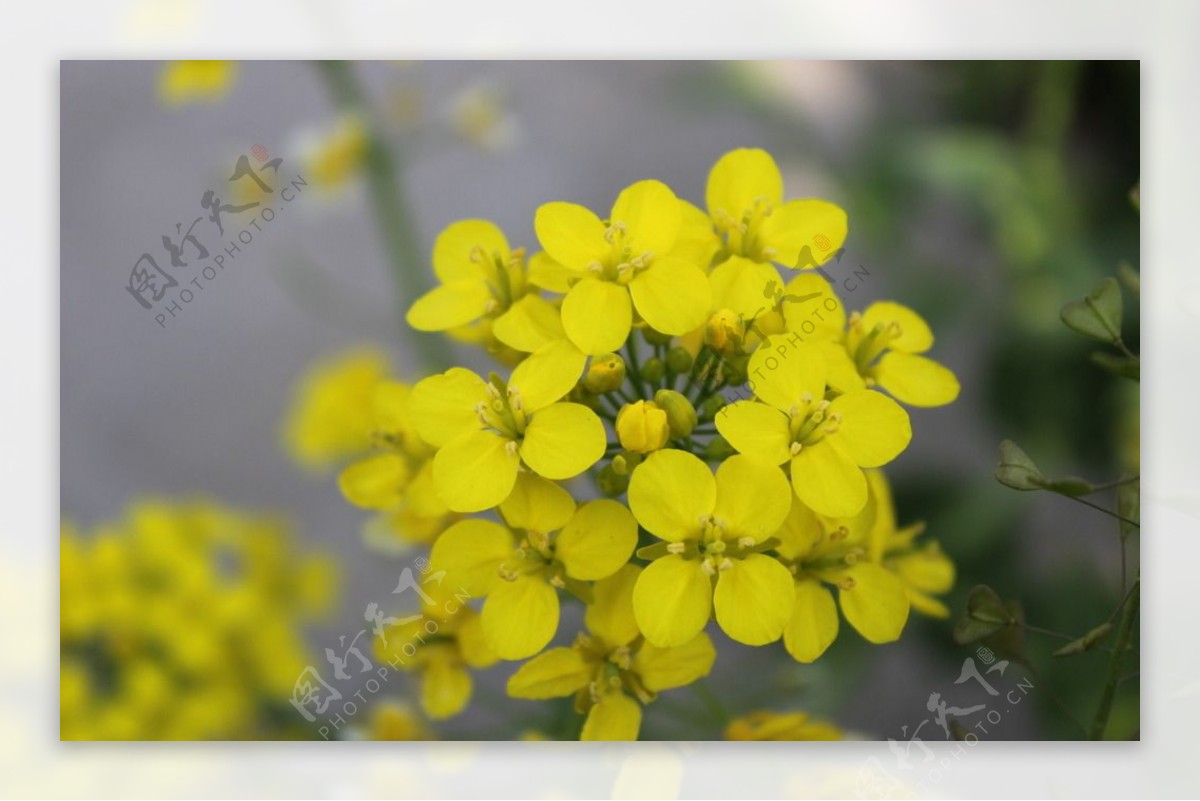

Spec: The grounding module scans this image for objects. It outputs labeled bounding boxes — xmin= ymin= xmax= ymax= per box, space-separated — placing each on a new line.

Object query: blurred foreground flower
xmin=158 ymin=60 xmax=236 ymax=106
xmin=61 ymin=500 xmax=336 ymax=740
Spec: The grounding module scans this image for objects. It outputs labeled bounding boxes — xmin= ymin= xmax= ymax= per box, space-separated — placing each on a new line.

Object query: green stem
xmin=1089 ymin=579 xmax=1139 ymax=740
xmin=625 ymin=337 xmax=648 ymax=398
xmin=316 ymin=61 xmax=452 ymax=371
xmin=1057 ymin=494 xmax=1140 ymax=529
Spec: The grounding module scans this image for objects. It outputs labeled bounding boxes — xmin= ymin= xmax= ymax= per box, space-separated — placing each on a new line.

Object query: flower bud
xmin=701 ymin=394 xmax=727 ymax=420
xmin=616 ymin=400 xmax=670 ymax=454
xmin=706 ymin=309 xmax=744 ymax=354
xmin=597 ymin=464 xmax=629 ymax=496
xmin=665 ymin=346 xmax=693 ymax=376
xmin=642 ymin=327 xmax=673 ymax=346
xmin=704 ymin=435 xmax=737 ymax=461
xmin=582 ymin=353 xmax=626 ymax=393
xmin=654 ymin=389 xmax=697 ymax=438
xmin=641 ymin=356 xmax=666 ymax=385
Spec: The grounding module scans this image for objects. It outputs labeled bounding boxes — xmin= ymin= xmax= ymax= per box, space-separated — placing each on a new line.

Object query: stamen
xmin=666 ymin=542 xmax=686 ymax=555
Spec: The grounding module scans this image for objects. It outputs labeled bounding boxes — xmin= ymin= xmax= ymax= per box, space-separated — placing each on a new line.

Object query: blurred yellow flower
xmin=283 ymin=347 xmax=390 ymax=469
xmin=158 ymin=60 xmax=236 ymax=106
xmin=725 ymin=710 xmax=841 ymax=741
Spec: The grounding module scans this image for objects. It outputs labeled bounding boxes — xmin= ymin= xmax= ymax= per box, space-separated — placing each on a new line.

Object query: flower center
xmin=714 ymin=197 xmax=775 ymax=261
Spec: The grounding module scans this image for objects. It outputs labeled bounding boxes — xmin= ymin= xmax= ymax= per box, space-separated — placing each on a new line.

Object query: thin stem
xmin=1021 ymin=623 xmax=1076 ymax=642
xmin=1089 ymin=579 xmax=1139 ymax=740
xmin=1089 ymin=475 xmax=1140 ymax=493
xmin=1057 ymin=493 xmax=1140 ymax=529
xmin=315 ymin=61 xmax=452 ymax=371
xmin=625 ymin=337 xmax=647 ymax=398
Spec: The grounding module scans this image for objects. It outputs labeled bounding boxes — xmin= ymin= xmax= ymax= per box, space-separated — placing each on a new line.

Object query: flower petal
xmin=337 ymin=453 xmax=410 ymax=509
xmin=581 ymin=692 xmax=641 ymax=741
xmin=773 ymin=496 xmax=826 ymax=561
xmin=780 ymin=272 xmax=846 ymax=339
xmin=706 ymin=148 xmax=782 ymax=220
xmin=509 ymin=339 xmax=587 ymax=412
xmin=506 ymin=647 xmax=591 ymax=699
xmin=455 ymin=610 xmax=499 ymax=669
xmin=433 ymin=219 xmax=509 ymax=284
xmin=712 ymin=554 xmax=795 ymax=645
xmin=633 ymin=632 xmax=716 ymax=691
xmin=633 ymin=555 xmax=713 ymax=647
xmin=534 ymin=201 xmax=607 ymax=271
xmin=747 ymin=335 xmax=827 ymax=413
xmin=433 ymin=430 xmax=520 ymax=513
xmin=629 ymin=256 xmax=713 ymax=336
xmin=409 ymin=368 xmax=487 ymax=448
xmin=708 ymin=255 xmax=784 ymax=320
xmin=585 ymin=564 xmax=641 ymax=647
xmin=627 ymin=449 xmax=714 ymax=542
xmin=556 ymin=500 xmax=638 ymax=581
xmin=761 ymin=199 xmax=848 ymax=269
xmin=520 ymin=402 xmax=606 ymax=480
xmin=429 ymin=518 xmax=513 ymax=596
xmin=421 ymin=656 xmax=472 ymax=719
xmin=828 ymin=390 xmax=912 ymax=467
xmin=492 ymin=295 xmax=566 ymax=353
xmin=816 ymin=341 xmax=866 ymax=395
xmin=482 ymin=576 xmax=560 ymax=660
xmin=713 ymin=455 xmax=792 ymax=541
xmin=714 ymin=401 xmax=792 ymax=465
xmin=872 ymin=352 xmax=960 ymax=407
xmin=860 ymin=302 xmax=934 ymax=353
xmin=561 ymin=278 xmax=632 ymax=355
xmin=527 ymin=251 xmax=576 ymax=293
xmin=499 ymin=472 xmax=576 ymax=535
xmin=783 ymin=579 xmax=839 ymax=663
xmin=610 ymin=179 xmax=681 ymax=258
xmin=790 ymin=439 xmax=867 ymax=518
xmin=406 ymin=281 xmax=493 ymax=332
xmin=834 ymin=562 xmax=910 ymax=644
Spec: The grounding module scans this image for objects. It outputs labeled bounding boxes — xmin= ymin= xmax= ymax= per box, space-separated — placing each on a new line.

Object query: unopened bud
xmin=654 ymin=389 xmax=697 ymax=438
xmin=643 ymin=327 xmax=673 ymax=346
xmin=616 ymin=400 xmax=670 ymax=454
xmin=665 ymin=346 xmax=693 ymax=376
xmin=641 ymin=356 xmax=666 ymax=384
xmin=582 ymin=353 xmax=626 ymax=393
xmin=704 ymin=435 xmax=737 ymax=461
xmin=596 ymin=465 xmax=629 ymax=496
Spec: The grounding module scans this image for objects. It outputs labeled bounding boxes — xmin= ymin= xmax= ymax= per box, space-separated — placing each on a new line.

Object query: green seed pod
xmin=654 ymin=389 xmax=698 ymax=438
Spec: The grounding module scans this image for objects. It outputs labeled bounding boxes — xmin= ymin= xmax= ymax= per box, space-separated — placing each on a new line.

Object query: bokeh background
xmin=60 ymin=60 xmax=1140 ymax=741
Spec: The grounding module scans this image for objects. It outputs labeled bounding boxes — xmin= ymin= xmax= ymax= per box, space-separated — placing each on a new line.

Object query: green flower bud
xmin=704 ymin=435 xmax=737 ymax=461
xmin=582 ymin=353 xmax=626 ymax=393
xmin=701 ymin=394 xmax=728 ymax=421
xmin=654 ymin=389 xmax=697 ymax=438
xmin=597 ymin=464 xmax=629 ymax=496
xmin=665 ymin=346 xmax=694 ymax=376
xmin=643 ymin=327 xmax=673 ymax=346
xmin=641 ymin=357 xmax=666 ymax=385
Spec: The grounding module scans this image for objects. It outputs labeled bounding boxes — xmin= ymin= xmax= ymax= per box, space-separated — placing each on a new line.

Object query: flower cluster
xmin=60 ymin=500 xmax=336 ymax=740
xmin=297 ymin=148 xmax=957 ymax=739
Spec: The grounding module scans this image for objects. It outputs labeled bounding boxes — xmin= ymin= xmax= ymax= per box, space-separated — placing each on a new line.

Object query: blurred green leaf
xmin=1061 ymin=278 xmax=1123 ymax=344
xmin=1053 ymin=622 xmax=1113 ymax=657
xmin=995 ymin=440 xmax=1047 ymax=490
xmin=1042 ymin=476 xmax=1095 ymax=496
xmin=1117 ymin=262 xmax=1140 ymax=296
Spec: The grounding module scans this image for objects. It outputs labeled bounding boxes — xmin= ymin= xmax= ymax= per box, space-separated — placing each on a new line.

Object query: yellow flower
xmin=773 ymin=492 xmax=911 ymax=663
xmin=534 ymin=180 xmax=713 ymax=353
xmin=407 ymin=220 xmax=561 ymax=351
xmin=616 ymin=400 xmax=670 ymax=454
xmin=705 ymin=148 xmax=847 ymax=269
xmin=430 ymin=474 xmax=637 ymax=660
xmin=725 ymin=710 xmax=842 ymax=740
xmin=283 ymin=347 xmax=389 ymax=469
xmin=374 ymin=600 xmax=497 ymax=720
xmin=779 ymin=273 xmax=960 ymax=407
xmin=715 ymin=336 xmax=911 ymax=517
xmin=158 ymin=60 xmax=236 ymax=105
xmin=626 ymin=450 xmax=796 ymax=647
xmin=303 ymin=114 xmax=368 ymax=192
xmin=865 ymin=471 xmax=955 ymax=618
xmin=409 ymin=340 xmax=604 ymax=512
xmin=507 ymin=565 xmax=716 ymax=740
xmin=367 ymin=701 xmax=433 ymax=740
